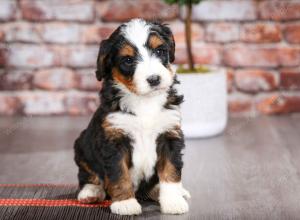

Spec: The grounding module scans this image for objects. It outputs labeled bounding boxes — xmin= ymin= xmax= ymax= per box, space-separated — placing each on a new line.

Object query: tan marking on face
xmin=112 ymin=67 xmax=136 ymax=93
xmin=79 ymin=161 xmax=101 ymax=185
xmin=119 ymin=44 xmax=135 ymax=57
xmin=167 ymin=64 xmax=175 ymax=76
xmin=104 ymin=153 xmax=134 ymax=202
xmin=157 ymin=157 xmax=181 ymax=183
xmin=149 ymin=34 xmax=164 ymax=49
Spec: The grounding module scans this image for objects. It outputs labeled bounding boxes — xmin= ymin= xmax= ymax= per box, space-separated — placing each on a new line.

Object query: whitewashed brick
xmin=181 ymin=0 xmax=257 ymax=21
xmin=1 ymin=22 xmax=41 ymax=43
xmin=40 ymin=23 xmax=81 ymax=44
xmin=0 ymin=0 xmax=17 ymax=21
xmin=65 ymin=46 xmax=98 ymax=68
xmin=8 ymin=44 xmax=55 ymax=68
xmin=205 ymin=22 xmax=239 ymax=42
xmin=33 ymin=68 xmax=77 ymax=90
xmin=21 ymin=0 xmax=95 ymax=22
xmin=19 ymin=91 xmax=66 ymax=115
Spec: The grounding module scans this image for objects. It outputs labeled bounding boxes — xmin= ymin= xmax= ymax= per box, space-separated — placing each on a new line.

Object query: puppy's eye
xmin=122 ymin=57 xmax=134 ymax=66
xmin=119 ymin=56 xmax=135 ymax=77
xmin=154 ymin=47 xmax=167 ymax=57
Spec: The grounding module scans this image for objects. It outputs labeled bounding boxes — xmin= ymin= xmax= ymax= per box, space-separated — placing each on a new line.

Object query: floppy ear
xmin=95 ymin=39 xmax=111 ymax=81
xmin=160 ymin=24 xmax=175 ymax=63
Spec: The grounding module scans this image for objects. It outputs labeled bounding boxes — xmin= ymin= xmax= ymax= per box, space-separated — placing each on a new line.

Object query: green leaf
xmin=163 ymin=0 xmax=177 ymax=4
xmin=163 ymin=0 xmax=204 ymax=5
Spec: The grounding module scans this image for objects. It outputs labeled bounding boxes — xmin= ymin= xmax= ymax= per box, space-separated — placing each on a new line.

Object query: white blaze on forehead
xmin=121 ymin=19 xmax=150 ymax=50
xmin=119 ymin=19 xmax=173 ymax=96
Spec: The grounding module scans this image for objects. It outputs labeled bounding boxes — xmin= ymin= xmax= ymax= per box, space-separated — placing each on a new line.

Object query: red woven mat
xmin=0 ymin=184 xmax=125 ymax=220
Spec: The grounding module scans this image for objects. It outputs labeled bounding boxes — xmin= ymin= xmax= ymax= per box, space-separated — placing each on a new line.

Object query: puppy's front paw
xmin=159 ymin=182 xmax=189 ymax=214
xmin=160 ymin=194 xmax=189 ymax=214
xmin=181 ymin=187 xmax=191 ymax=200
xmin=77 ymin=184 xmax=106 ymax=204
xmin=110 ymin=198 xmax=142 ymax=215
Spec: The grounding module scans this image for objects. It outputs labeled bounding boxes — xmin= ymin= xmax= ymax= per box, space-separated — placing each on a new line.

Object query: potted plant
xmin=165 ymin=0 xmax=227 ymax=138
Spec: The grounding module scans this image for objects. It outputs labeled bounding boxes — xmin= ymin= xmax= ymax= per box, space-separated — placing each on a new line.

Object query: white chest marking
xmin=106 ymin=92 xmax=180 ymax=189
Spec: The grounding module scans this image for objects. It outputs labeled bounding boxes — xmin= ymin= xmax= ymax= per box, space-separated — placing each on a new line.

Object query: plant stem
xmin=185 ymin=0 xmax=194 ymax=71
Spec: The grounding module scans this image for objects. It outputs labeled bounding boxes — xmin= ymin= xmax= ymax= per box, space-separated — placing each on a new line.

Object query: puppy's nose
xmin=147 ymin=75 xmax=161 ymax=87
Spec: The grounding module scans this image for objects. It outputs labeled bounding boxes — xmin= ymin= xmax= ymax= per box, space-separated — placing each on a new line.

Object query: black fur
xmin=74 ymin=20 xmax=185 ymax=200
xmin=149 ymin=21 xmax=176 ymax=63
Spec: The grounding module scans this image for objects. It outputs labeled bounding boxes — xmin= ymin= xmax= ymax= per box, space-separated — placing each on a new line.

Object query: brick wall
xmin=0 ymin=0 xmax=300 ymax=116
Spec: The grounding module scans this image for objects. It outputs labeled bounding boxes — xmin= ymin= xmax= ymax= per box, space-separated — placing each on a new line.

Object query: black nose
xmin=147 ymin=75 xmax=161 ymax=87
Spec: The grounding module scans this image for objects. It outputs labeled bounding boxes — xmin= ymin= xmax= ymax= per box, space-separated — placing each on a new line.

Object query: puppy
xmin=74 ymin=18 xmax=190 ymax=215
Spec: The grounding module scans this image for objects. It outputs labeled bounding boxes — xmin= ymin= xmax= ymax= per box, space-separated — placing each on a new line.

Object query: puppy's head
xmin=96 ymin=19 xmax=175 ymax=96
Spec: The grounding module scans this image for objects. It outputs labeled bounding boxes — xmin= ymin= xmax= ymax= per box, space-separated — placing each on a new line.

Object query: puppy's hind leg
xmin=77 ymin=164 xmax=106 ymax=204
xmin=78 ymin=183 xmax=106 ymax=204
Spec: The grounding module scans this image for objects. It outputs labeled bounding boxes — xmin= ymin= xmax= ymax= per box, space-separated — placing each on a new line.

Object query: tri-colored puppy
xmin=74 ymin=18 xmax=190 ymax=215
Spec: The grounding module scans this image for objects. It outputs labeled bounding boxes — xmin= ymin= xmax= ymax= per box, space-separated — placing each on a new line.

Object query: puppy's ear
xmin=159 ymin=24 xmax=176 ymax=63
xmin=96 ymin=39 xmax=111 ymax=81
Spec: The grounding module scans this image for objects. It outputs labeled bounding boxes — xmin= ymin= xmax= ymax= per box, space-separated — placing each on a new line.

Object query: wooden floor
xmin=1 ymin=115 xmax=300 ymax=219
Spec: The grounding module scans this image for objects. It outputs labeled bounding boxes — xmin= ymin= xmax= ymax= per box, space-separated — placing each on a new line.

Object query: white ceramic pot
xmin=177 ymin=68 xmax=227 ymax=138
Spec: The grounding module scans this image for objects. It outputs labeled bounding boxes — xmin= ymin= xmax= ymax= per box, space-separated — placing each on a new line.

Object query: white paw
xmin=181 ymin=187 xmax=191 ymax=199
xmin=159 ymin=182 xmax=189 ymax=214
xmin=160 ymin=194 xmax=189 ymax=214
xmin=110 ymin=198 xmax=142 ymax=215
xmin=77 ymin=184 xmax=106 ymax=203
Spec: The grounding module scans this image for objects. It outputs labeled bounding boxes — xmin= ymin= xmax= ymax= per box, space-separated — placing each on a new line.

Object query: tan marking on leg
xmin=157 ymin=158 xmax=181 ymax=183
xmin=79 ymin=161 xmax=101 ymax=185
xmin=105 ymin=154 xmax=134 ymax=202
xmin=148 ymin=184 xmax=159 ymax=201
xmin=102 ymin=119 xmax=125 ymax=141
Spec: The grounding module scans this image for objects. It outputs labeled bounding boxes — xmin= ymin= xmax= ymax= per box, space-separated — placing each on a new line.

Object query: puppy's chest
xmin=107 ymin=98 xmax=180 ymax=188
xmin=129 ymin=110 xmax=163 ymax=188
xmin=110 ymin=110 xmax=170 ymax=185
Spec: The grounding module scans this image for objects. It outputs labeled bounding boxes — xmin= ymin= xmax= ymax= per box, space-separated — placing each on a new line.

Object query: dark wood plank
xmin=0 ymin=115 xmax=300 ymax=219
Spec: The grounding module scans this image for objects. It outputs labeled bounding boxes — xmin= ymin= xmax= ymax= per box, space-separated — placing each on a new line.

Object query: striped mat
xmin=0 ymin=184 xmax=134 ymax=220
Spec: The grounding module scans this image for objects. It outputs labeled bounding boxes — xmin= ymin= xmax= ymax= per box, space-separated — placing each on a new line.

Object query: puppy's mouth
xmin=143 ymin=86 xmax=169 ymax=96
xmin=153 ymin=86 xmax=167 ymax=92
